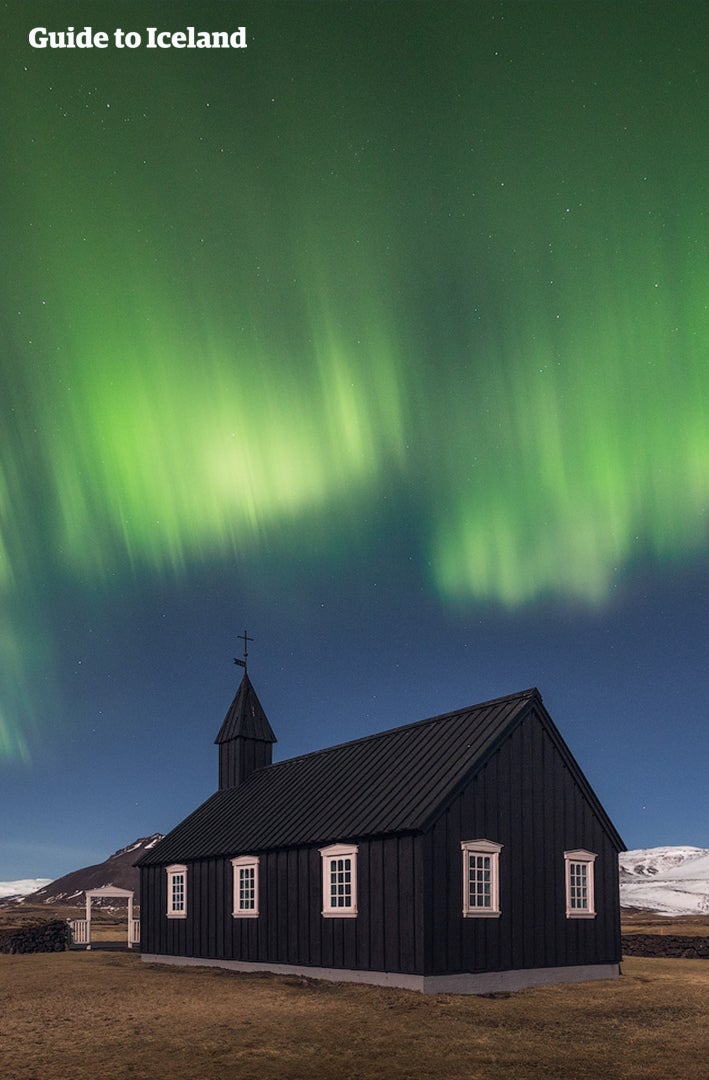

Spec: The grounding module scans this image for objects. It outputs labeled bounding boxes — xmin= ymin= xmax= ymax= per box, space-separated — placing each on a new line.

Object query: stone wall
xmin=622 ymin=934 xmax=709 ymax=959
xmin=0 ymin=919 xmax=69 ymax=954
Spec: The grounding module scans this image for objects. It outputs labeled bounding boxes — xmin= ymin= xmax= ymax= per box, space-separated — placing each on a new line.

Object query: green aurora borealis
xmin=3 ymin=1 xmax=709 ymax=762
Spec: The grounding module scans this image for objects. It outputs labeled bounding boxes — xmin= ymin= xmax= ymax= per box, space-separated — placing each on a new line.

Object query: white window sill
xmin=167 ymin=912 xmax=187 ymax=919
xmin=232 ymin=911 xmax=259 ymax=919
xmin=463 ymin=910 xmax=502 ymax=919
xmin=322 ymin=910 xmax=358 ymax=918
xmin=566 ymin=911 xmax=597 ymax=919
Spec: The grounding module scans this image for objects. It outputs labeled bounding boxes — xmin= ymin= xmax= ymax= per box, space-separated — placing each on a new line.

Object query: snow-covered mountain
xmin=7 ymin=835 xmax=164 ymax=906
xmin=620 ymin=846 xmax=709 ymax=915
xmin=0 ymin=878 xmax=52 ymax=901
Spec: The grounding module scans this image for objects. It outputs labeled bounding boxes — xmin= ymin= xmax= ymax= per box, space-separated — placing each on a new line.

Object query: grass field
xmin=1 ymin=950 xmax=707 ymax=1080
xmin=621 ymin=911 xmax=709 ymax=936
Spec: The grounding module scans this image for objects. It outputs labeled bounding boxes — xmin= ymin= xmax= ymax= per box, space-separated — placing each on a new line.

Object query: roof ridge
xmin=259 ymin=687 xmax=540 ymax=773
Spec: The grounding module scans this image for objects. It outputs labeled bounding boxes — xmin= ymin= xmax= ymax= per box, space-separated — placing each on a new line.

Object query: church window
xmin=232 ymin=855 xmax=260 ymax=917
xmin=319 ymin=844 xmax=358 ymax=917
xmin=564 ymin=850 xmax=597 ymax=918
xmin=461 ymin=840 xmax=502 ymax=917
xmin=166 ymin=864 xmax=187 ymax=919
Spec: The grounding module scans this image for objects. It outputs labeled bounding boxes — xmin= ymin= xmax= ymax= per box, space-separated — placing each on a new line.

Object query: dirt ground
xmin=1 ymin=951 xmax=708 ymax=1080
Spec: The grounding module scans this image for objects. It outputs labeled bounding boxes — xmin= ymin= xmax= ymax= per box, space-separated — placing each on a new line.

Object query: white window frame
xmin=166 ymin=864 xmax=187 ymax=919
xmin=319 ymin=843 xmax=358 ymax=918
xmin=564 ymin=849 xmax=597 ymax=918
xmin=231 ymin=855 xmax=260 ymax=918
xmin=461 ymin=839 xmax=502 ymax=918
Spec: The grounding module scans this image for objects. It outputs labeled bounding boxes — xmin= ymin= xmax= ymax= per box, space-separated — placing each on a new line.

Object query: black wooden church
xmin=137 ymin=671 xmax=625 ymax=993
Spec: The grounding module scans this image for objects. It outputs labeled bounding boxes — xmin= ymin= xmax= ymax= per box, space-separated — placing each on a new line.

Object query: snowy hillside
xmin=620 ymin=847 xmax=709 ymax=915
xmin=0 ymin=878 xmax=52 ymax=900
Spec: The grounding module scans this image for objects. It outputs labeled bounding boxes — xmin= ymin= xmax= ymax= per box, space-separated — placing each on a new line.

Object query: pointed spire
xmin=215 ymin=671 xmax=277 ymax=790
xmin=215 ymin=671 xmax=277 ymax=745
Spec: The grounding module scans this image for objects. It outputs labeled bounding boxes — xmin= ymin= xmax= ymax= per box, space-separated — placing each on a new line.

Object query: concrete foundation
xmin=141 ymin=954 xmax=621 ymax=995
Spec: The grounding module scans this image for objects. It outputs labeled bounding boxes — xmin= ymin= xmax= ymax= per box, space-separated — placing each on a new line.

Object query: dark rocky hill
xmin=18 ymin=836 xmax=163 ymax=906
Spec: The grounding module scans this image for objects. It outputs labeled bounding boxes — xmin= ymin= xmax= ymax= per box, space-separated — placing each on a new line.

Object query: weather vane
xmin=234 ymin=629 xmax=254 ymax=671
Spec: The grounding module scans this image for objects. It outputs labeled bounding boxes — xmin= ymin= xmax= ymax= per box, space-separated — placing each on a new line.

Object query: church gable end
xmin=422 ymin=705 xmax=622 ymax=978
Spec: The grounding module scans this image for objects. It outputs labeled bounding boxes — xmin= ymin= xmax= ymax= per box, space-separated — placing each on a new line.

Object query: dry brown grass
xmin=0 ymin=951 xmax=707 ymax=1080
xmin=621 ymin=911 xmax=709 ymax=936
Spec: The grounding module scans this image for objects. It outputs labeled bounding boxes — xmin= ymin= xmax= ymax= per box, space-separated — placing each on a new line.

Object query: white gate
xmin=68 ymin=919 xmax=89 ymax=945
xmin=77 ymin=887 xmax=138 ymax=949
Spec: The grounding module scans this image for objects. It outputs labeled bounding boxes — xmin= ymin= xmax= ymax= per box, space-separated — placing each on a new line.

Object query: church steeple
xmin=215 ymin=671 xmax=277 ymax=790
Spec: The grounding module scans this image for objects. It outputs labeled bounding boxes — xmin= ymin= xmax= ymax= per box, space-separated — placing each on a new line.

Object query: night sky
xmin=2 ymin=1 xmax=708 ymax=881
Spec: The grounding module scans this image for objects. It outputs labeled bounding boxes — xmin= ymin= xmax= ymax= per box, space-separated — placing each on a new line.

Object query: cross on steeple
xmin=234 ymin=630 xmax=254 ymax=671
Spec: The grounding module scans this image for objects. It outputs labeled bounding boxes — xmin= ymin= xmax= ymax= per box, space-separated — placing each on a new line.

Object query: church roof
xmin=138 ymin=686 xmax=623 ymax=866
xmin=214 ymin=672 xmax=276 ymax=745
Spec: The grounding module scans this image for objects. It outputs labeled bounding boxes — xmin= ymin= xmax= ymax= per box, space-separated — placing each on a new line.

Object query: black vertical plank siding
xmin=297 ymin=848 xmax=310 ymax=963
xmin=320 ymin=885 xmax=334 ymax=969
xmin=398 ymin=837 xmax=415 ymax=972
xmin=429 ymin=817 xmax=448 ymax=973
xmin=368 ymin=839 xmax=384 ymax=970
xmin=219 ymin=736 xmax=272 ymax=791
xmin=158 ymin=867 xmax=167 ymax=955
xmin=308 ymin=847 xmax=322 ymax=966
xmin=343 ymin=911 xmax=357 ymax=969
xmin=216 ymin=859 xmax=225 ymax=959
xmin=330 ymin=917 xmax=341 ymax=968
xmin=421 ymin=832 xmax=433 ymax=975
xmin=518 ymin=715 xmax=532 ymax=970
xmin=357 ymin=840 xmax=371 ymax=970
xmin=201 ymin=862 xmax=209 ymax=956
xmin=276 ymin=850 xmax=288 ymax=960
xmin=522 ymin=718 xmax=539 ymax=968
xmin=209 ymin=860 xmax=217 ymax=957
xmin=206 ymin=860 xmax=214 ymax=956
xmin=507 ymin=718 xmax=523 ymax=972
xmin=179 ymin=875 xmax=188 ymax=955
xmin=287 ymin=848 xmax=299 ymax=963
xmin=193 ymin=863 xmax=201 ymax=956
xmin=496 ymin=748 xmax=513 ymax=972
xmin=383 ymin=837 xmax=399 ymax=972
xmin=607 ymin=857 xmax=617 ymax=959
xmin=447 ymin=794 xmax=462 ymax=973
xmin=413 ymin=838 xmax=425 ymax=974
xmin=257 ymin=857 xmax=269 ymax=960
xmin=149 ymin=867 xmax=157 ymax=954
xmin=541 ymin=732 xmax=559 ymax=966
xmin=139 ymin=868 xmax=147 ymax=952
xmin=266 ymin=853 xmax=278 ymax=961
xmin=226 ymin=865 xmax=236 ymax=959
